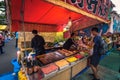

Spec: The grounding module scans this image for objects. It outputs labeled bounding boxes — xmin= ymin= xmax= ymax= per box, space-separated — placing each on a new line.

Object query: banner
xmin=62 ymin=0 xmax=112 ymax=20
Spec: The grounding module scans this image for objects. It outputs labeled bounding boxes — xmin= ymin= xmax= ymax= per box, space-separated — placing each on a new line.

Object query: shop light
xmin=64 ymin=17 xmax=72 ymax=31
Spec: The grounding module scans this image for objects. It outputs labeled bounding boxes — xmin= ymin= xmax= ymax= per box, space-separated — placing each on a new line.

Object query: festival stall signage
xmin=63 ymin=0 xmax=112 ymax=20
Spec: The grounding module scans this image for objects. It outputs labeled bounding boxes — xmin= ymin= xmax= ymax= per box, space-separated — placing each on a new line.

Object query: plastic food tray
xmin=58 ymin=64 xmax=69 ymax=70
xmin=41 ymin=63 xmax=58 ymax=74
xmin=44 ymin=69 xmax=58 ymax=77
xmin=65 ymin=57 xmax=78 ymax=63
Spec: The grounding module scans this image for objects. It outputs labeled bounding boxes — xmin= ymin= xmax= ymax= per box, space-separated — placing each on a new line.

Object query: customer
xmin=0 ymin=33 xmax=5 ymax=46
xmin=90 ymin=27 xmax=102 ymax=80
xmin=63 ymin=33 xmax=76 ymax=50
xmin=15 ymin=31 xmax=19 ymax=48
xmin=0 ymin=34 xmax=4 ymax=54
xmin=31 ymin=30 xmax=45 ymax=56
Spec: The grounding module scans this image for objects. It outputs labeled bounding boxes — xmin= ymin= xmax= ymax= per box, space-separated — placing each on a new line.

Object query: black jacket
xmin=63 ymin=38 xmax=74 ymax=50
xmin=31 ymin=35 xmax=45 ymax=54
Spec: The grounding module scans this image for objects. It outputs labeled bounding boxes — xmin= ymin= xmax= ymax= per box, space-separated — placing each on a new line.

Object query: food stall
xmin=8 ymin=0 xmax=113 ymax=80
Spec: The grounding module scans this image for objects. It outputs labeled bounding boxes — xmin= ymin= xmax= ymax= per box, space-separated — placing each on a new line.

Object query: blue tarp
xmin=0 ymin=59 xmax=20 ymax=80
xmin=11 ymin=59 xmax=20 ymax=73
xmin=0 ymin=73 xmax=17 ymax=80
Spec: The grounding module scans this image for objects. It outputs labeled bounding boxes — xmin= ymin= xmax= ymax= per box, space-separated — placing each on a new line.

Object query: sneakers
xmin=1 ymin=51 xmax=4 ymax=54
xmin=89 ymin=73 xmax=94 ymax=77
xmin=1 ymin=52 xmax=4 ymax=54
xmin=92 ymin=78 xmax=100 ymax=80
xmin=89 ymin=73 xmax=100 ymax=80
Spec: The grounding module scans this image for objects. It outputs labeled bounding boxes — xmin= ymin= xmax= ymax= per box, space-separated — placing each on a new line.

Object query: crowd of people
xmin=0 ymin=30 xmax=19 ymax=54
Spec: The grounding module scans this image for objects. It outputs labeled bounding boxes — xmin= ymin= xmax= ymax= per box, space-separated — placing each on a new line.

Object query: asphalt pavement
xmin=74 ymin=50 xmax=120 ymax=80
xmin=74 ymin=65 xmax=120 ymax=80
xmin=0 ymin=39 xmax=17 ymax=74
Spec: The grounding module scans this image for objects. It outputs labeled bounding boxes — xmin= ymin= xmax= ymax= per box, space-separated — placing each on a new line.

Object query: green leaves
xmin=0 ymin=0 xmax=6 ymax=25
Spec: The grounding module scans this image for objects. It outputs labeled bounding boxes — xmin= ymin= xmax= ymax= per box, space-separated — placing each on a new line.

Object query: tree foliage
xmin=0 ymin=0 xmax=6 ymax=25
xmin=0 ymin=1 xmax=5 ymax=8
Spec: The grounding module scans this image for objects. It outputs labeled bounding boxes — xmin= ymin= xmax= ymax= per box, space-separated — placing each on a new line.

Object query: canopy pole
xmin=5 ymin=0 xmax=11 ymax=32
xmin=20 ymin=0 xmax=30 ymax=80
xmin=20 ymin=0 xmax=27 ymax=56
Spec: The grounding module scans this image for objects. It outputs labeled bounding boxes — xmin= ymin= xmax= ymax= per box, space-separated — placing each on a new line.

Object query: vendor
xmin=31 ymin=30 xmax=45 ymax=56
xmin=63 ymin=33 xmax=76 ymax=50
xmin=82 ymin=35 xmax=88 ymax=44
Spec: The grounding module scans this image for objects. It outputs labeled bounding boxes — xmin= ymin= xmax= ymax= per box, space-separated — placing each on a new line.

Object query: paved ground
xmin=74 ymin=50 xmax=120 ymax=80
xmin=100 ymin=50 xmax=120 ymax=72
xmin=0 ymin=39 xmax=17 ymax=74
xmin=74 ymin=66 xmax=120 ymax=80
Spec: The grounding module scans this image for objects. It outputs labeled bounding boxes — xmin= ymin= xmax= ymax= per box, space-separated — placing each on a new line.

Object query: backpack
xmin=99 ymin=38 xmax=108 ymax=55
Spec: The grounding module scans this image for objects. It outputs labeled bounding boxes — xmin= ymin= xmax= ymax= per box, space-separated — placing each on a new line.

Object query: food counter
xmin=42 ymin=57 xmax=87 ymax=80
xmin=18 ymin=49 xmax=89 ymax=80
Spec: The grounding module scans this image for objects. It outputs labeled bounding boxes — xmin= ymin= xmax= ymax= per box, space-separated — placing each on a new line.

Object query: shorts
xmin=90 ymin=55 xmax=101 ymax=67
